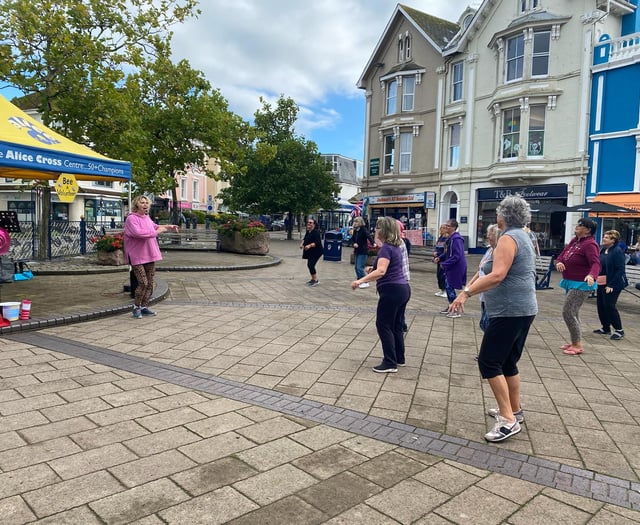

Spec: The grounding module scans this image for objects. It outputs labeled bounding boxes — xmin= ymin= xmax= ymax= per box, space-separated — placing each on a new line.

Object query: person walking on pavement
xmin=449 ymin=195 xmax=537 ymax=442
xmin=594 ymin=229 xmax=627 ymax=340
xmin=351 ymin=217 xmax=411 ymax=373
xmin=300 ymin=217 xmax=323 ymax=286
xmin=554 ymin=217 xmax=600 ymax=355
xmin=433 ymin=224 xmax=448 ymax=297
xmin=124 ymin=195 xmax=178 ymax=319
xmin=437 ymin=219 xmax=467 ymax=318
xmin=352 ymin=216 xmax=372 ymax=288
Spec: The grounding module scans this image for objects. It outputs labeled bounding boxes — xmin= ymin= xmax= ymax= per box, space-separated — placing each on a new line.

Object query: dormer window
xmin=398 ymin=38 xmax=403 ymax=63
xmin=405 ymin=35 xmax=411 ymax=60
xmin=519 ymin=0 xmax=540 ymax=14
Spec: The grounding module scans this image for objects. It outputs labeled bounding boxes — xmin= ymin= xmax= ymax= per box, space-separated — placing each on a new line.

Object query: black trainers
xmin=439 ymin=308 xmax=450 ymax=315
xmin=140 ymin=307 xmax=156 ymax=316
xmin=372 ymin=363 xmax=397 ymax=373
xmin=611 ymin=330 xmax=624 ymax=340
xmin=309 ymin=280 xmax=319 ymax=287
xmin=593 ymin=328 xmax=611 ymax=335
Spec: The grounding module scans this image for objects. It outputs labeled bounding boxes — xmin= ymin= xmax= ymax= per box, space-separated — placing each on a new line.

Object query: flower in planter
xmin=219 ymin=218 xmax=267 ymax=239
xmin=90 ymin=233 xmax=124 ymax=252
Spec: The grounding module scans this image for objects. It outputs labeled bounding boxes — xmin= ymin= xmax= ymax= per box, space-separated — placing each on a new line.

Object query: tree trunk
xmin=171 ymin=186 xmax=179 ymax=225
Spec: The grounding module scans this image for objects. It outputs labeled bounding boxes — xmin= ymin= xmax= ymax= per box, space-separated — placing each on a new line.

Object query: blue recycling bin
xmin=323 ymin=231 xmax=343 ymax=261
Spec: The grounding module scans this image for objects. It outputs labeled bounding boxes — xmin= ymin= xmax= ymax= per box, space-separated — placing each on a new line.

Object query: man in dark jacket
xmin=437 ymin=219 xmax=468 ymax=318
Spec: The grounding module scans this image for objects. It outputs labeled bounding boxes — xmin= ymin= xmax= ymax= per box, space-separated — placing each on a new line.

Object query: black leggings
xmin=307 ymin=255 xmax=321 ymax=276
xmin=596 ymin=286 xmax=622 ymax=332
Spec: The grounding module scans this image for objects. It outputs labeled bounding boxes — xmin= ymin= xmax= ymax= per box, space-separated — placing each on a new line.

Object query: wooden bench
xmin=535 ymin=255 xmax=555 ymax=290
xmin=624 ymin=265 xmax=640 ymax=298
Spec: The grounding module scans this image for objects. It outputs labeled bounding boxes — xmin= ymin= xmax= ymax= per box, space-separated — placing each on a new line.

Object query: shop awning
xmin=0 ymin=95 xmax=131 ymax=182
xmin=591 ymin=193 xmax=640 ymax=218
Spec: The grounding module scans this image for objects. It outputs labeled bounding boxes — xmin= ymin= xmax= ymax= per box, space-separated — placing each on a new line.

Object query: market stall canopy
xmin=565 ymin=201 xmax=639 ymax=216
xmin=0 ymin=95 xmax=131 ymax=182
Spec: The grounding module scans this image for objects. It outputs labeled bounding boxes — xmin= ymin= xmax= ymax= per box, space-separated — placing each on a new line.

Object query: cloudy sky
xmin=171 ymin=0 xmax=478 ymax=165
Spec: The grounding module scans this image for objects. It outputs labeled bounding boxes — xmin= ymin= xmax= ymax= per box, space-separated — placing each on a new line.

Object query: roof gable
xmin=357 ymin=3 xmax=459 ymax=88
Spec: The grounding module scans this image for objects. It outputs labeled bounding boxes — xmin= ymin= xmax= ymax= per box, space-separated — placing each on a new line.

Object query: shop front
xmin=474 ymin=183 xmax=568 ymax=254
xmin=593 ymin=193 xmax=640 ymax=245
xmin=368 ymin=192 xmax=436 ymax=246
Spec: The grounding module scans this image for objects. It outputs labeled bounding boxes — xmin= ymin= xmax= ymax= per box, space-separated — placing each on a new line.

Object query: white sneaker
xmin=358 ymin=282 xmax=370 ymax=288
xmin=484 ymin=415 xmax=521 ymax=442
xmin=435 ymin=291 xmax=447 ymax=297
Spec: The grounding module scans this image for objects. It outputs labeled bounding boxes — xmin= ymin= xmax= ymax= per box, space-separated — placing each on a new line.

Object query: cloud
xmin=170 ymin=0 xmax=473 ymax=154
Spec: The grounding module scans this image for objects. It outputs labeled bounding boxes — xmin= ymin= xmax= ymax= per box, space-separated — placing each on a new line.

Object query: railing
xmin=7 ymin=221 xmax=108 ymax=261
xmin=607 ymin=32 xmax=640 ymax=62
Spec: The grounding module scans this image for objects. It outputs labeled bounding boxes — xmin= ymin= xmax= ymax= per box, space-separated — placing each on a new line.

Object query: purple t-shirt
xmin=374 ymin=243 xmax=408 ymax=288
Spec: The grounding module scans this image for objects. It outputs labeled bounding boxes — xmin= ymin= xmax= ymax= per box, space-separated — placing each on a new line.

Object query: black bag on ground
xmin=0 ymin=256 xmax=14 ymax=283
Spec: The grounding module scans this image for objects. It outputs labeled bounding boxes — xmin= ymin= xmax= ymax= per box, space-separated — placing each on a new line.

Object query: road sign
xmin=54 ymin=174 xmax=79 ymax=202
xmin=207 ymin=205 xmax=213 ymax=212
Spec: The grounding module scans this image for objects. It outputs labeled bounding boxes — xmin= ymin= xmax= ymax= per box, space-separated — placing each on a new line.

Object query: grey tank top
xmin=483 ymin=227 xmax=538 ymax=318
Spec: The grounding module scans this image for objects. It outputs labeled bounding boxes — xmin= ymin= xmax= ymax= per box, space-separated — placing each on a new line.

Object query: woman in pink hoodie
xmin=124 ymin=196 xmax=178 ymax=318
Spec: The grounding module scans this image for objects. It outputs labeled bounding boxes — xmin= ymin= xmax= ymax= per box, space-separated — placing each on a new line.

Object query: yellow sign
xmin=54 ymin=173 xmax=79 ymax=202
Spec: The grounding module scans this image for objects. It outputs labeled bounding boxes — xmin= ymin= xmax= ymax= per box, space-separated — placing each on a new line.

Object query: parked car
xmin=271 ymin=219 xmax=285 ymax=231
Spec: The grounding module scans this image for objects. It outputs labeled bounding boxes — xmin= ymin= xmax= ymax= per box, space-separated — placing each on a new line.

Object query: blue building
xmin=588 ymin=0 xmax=640 ymax=243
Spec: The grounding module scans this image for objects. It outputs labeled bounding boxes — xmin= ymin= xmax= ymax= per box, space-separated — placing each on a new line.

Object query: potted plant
xmin=91 ymin=232 xmax=125 ymax=265
xmin=218 ymin=217 xmax=269 ymax=255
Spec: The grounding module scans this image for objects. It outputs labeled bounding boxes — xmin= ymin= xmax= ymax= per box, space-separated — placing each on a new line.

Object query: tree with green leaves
xmin=0 ymin=0 xmax=198 ymax=130
xmin=220 ymin=95 xmax=339 ymax=239
xmin=130 ymin=55 xmax=252 ymax=223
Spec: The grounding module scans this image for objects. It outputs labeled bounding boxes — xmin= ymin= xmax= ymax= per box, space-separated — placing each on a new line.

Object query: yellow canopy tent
xmin=0 ymin=94 xmax=131 ymax=182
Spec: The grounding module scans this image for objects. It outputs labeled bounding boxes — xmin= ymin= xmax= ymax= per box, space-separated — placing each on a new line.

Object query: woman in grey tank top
xmin=448 ymin=195 xmax=538 ymax=443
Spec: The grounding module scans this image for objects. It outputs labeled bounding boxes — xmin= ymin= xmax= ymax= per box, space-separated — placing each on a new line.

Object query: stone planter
xmin=219 ymin=231 xmax=269 ymax=255
xmin=97 ymin=249 xmax=125 ymax=266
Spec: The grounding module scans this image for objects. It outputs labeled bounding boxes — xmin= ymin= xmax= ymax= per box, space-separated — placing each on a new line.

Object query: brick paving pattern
xmin=1 ymin=232 xmax=639 ymax=523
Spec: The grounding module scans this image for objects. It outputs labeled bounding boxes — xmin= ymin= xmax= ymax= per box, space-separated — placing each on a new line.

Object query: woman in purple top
xmin=554 ymin=217 xmax=600 ymax=355
xmin=124 ymin=196 xmax=178 ymax=319
xmin=351 ymin=216 xmax=411 ymax=373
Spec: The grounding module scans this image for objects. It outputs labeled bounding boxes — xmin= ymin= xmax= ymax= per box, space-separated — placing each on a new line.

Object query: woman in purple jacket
xmin=437 ymin=219 xmax=468 ymax=318
xmin=124 ymin=196 xmax=178 ymax=319
xmin=554 ymin=218 xmax=600 ymax=355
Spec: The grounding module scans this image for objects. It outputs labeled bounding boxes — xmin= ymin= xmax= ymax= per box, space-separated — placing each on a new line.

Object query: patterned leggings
xmin=562 ymin=288 xmax=589 ymax=344
xmin=132 ymin=262 xmax=156 ymax=307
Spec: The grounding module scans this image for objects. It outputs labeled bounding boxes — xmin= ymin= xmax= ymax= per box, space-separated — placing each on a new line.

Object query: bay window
xmin=532 ymin=31 xmax=550 ymax=77
xmin=506 ymin=34 xmax=524 ymax=82
xmin=528 ymin=105 xmax=545 ymax=156
xmin=384 ymin=135 xmax=395 ymax=173
xmin=386 ymin=79 xmax=397 ymax=115
xmin=448 ymin=123 xmax=461 ymax=169
xmin=402 ymin=77 xmax=415 ymax=111
xmin=399 ymin=133 xmax=412 ymax=173
xmin=502 ymin=108 xmax=521 ymax=159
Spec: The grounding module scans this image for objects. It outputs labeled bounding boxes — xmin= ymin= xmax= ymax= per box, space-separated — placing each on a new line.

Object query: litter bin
xmin=323 ymin=231 xmax=343 ymax=261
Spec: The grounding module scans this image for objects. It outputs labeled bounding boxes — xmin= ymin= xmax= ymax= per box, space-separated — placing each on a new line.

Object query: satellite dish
xmin=0 ymin=227 xmax=10 ymax=256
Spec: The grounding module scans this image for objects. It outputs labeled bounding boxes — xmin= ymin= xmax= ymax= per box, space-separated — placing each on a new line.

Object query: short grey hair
xmin=353 ymin=216 xmax=364 ymax=227
xmin=496 ymin=195 xmax=531 ymax=228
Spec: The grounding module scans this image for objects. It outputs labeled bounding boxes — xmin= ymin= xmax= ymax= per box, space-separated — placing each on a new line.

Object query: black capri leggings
xmin=307 ymin=255 xmax=321 ymax=276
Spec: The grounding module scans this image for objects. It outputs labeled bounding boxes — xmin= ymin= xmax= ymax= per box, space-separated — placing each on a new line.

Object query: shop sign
xmin=369 ymin=193 xmax=425 ymax=205
xmin=424 ymin=191 xmax=436 ymax=209
xmin=369 ymin=158 xmax=380 ymax=176
xmin=477 ymin=183 xmax=567 ymax=202
xmin=54 ymin=173 xmax=79 ymax=203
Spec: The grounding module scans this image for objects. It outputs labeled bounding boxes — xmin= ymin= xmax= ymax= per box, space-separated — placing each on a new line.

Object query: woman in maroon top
xmin=554 ymin=218 xmax=601 ymax=355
